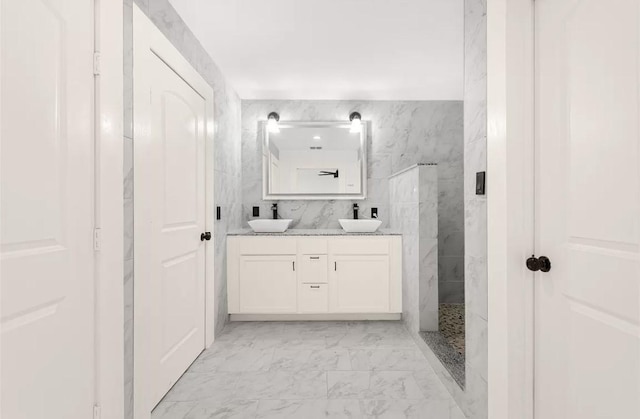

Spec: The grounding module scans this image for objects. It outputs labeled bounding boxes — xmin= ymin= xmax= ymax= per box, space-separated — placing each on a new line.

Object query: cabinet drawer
xmin=299 ymin=255 xmax=328 ymax=283
xmin=298 ymin=283 xmax=328 ymax=313
xmin=238 ymin=237 xmax=297 ymax=255
xmin=298 ymin=238 xmax=328 ymax=254
xmin=329 ymin=238 xmax=389 ymax=255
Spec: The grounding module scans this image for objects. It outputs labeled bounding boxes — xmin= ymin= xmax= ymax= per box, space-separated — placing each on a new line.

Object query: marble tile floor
xmin=152 ymin=321 xmax=465 ymax=419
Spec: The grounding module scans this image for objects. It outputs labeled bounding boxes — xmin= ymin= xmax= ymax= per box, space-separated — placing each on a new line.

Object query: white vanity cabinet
xmin=227 ymin=234 xmax=402 ymax=319
xmin=238 ymin=255 xmax=297 ymax=313
xmin=330 ymin=255 xmax=390 ymax=313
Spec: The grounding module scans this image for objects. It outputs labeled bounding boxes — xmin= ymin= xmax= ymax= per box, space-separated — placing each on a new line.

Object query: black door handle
xmin=526 ymin=255 xmax=551 ymax=272
xmin=200 ymin=232 xmax=211 ymax=241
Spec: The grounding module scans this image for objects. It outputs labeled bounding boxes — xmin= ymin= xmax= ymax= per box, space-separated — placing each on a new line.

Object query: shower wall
xmin=390 ymin=164 xmax=439 ymax=334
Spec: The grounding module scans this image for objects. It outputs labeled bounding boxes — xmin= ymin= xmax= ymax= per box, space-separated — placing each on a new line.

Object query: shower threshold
xmin=420 ymin=303 xmax=465 ymax=388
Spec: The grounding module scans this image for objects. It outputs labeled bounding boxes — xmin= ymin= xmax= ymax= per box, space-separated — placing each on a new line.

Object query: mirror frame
xmin=262 ymin=121 xmax=368 ymax=200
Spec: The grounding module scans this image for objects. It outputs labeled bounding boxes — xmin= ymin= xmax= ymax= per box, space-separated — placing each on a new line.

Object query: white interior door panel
xmin=535 ymin=1 xmax=640 ymax=417
xmin=133 ymin=6 xmax=214 ymax=416
xmin=1 ymin=0 xmax=96 ymax=417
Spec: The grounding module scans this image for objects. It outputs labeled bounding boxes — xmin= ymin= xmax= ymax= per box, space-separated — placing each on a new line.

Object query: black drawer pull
xmin=310 ymin=256 xmax=320 ymax=260
xmin=310 ymin=285 xmax=321 ymax=289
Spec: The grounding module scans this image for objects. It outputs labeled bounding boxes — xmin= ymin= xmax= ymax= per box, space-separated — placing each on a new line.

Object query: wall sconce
xmin=349 ymin=111 xmax=362 ymax=133
xmin=267 ymin=112 xmax=280 ymax=133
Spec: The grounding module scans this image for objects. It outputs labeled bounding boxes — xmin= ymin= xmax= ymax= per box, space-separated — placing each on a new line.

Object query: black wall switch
xmin=252 ymin=206 xmax=260 ymax=217
xmin=476 ymin=171 xmax=486 ymax=195
xmin=371 ymin=207 xmax=378 ymax=218
xmin=216 ymin=206 xmax=221 ymax=220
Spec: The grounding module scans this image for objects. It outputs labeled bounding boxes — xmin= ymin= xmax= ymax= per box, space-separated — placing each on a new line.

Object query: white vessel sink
xmin=248 ymin=219 xmax=293 ymax=233
xmin=339 ymin=219 xmax=382 ymax=233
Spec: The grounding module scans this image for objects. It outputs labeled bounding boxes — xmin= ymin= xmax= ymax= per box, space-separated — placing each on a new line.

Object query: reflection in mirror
xmin=263 ymin=122 xmax=367 ymax=199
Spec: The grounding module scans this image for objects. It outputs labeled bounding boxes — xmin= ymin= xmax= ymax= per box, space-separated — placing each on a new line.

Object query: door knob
xmin=526 ymin=255 xmax=551 ymax=272
xmin=200 ymin=232 xmax=211 ymax=241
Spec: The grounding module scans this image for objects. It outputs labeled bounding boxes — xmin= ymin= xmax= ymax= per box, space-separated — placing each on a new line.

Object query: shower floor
xmin=420 ymin=303 xmax=466 ymax=388
xmin=439 ymin=303 xmax=465 ymax=356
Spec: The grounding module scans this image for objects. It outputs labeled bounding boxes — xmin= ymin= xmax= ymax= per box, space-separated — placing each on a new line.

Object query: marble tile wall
xmin=417 ymin=166 xmax=440 ymax=331
xmin=124 ymin=1 xmax=242 ymax=417
xmin=463 ymin=0 xmax=488 ymax=417
xmin=390 ymin=165 xmax=439 ymax=334
xmin=241 ymin=100 xmax=465 ymax=304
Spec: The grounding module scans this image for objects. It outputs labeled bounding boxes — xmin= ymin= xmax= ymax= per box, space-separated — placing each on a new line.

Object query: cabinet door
xmin=330 ymin=256 xmax=390 ymax=313
xmin=239 ymin=256 xmax=297 ymax=313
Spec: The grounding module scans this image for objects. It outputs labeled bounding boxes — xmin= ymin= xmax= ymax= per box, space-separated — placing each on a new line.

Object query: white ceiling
xmin=168 ymin=0 xmax=464 ymax=101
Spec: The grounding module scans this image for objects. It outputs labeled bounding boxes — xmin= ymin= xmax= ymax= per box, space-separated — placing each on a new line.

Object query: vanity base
xmin=230 ymin=313 xmax=402 ymax=322
xmin=227 ymin=235 xmax=402 ymax=316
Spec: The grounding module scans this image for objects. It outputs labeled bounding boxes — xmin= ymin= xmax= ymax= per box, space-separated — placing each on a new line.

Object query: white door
xmin=239 ymin=256 xmax=297 ymax=313
xmin=1 ymin=0 xmax=95 ymax=418
xmin=330 ymin=256 xmax=390 ymax=313
xmin=133 ymin=7 xmax=211 ymax=414
xmin=535 ymin=1 xmax=640 ymax=418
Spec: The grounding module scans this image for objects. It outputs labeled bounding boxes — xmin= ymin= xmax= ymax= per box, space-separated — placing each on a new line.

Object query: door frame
xmin=95 ymin=0 xmax=125 ymax=418
xmin=132 ymin=5 xmax=216 ymax=418
xmin=486 ymin=0 xmax=536 ymax=418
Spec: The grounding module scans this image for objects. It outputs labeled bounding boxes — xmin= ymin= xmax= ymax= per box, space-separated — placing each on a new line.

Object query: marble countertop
xmin=227 ymin=228 xmax=401 ymax=236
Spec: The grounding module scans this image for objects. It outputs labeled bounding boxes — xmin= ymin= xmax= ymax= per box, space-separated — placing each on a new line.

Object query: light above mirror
xmin=349 ymin=111 xmax=362 ymax=133
xmin=267 ymin=112 xmax=280 ymax=133
xmin=263 ymin=117 xmax=367 ymax=200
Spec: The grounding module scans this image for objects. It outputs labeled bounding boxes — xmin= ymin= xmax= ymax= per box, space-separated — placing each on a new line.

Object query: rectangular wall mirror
xmin=263 ymin=121 xmax=367 ymax=200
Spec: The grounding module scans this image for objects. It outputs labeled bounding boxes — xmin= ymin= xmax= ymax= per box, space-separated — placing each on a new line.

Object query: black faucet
xmin=271 ymin=203 xmax=278 ymax=220
xmin=353 ymin=203 xmax=359 ymax=220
